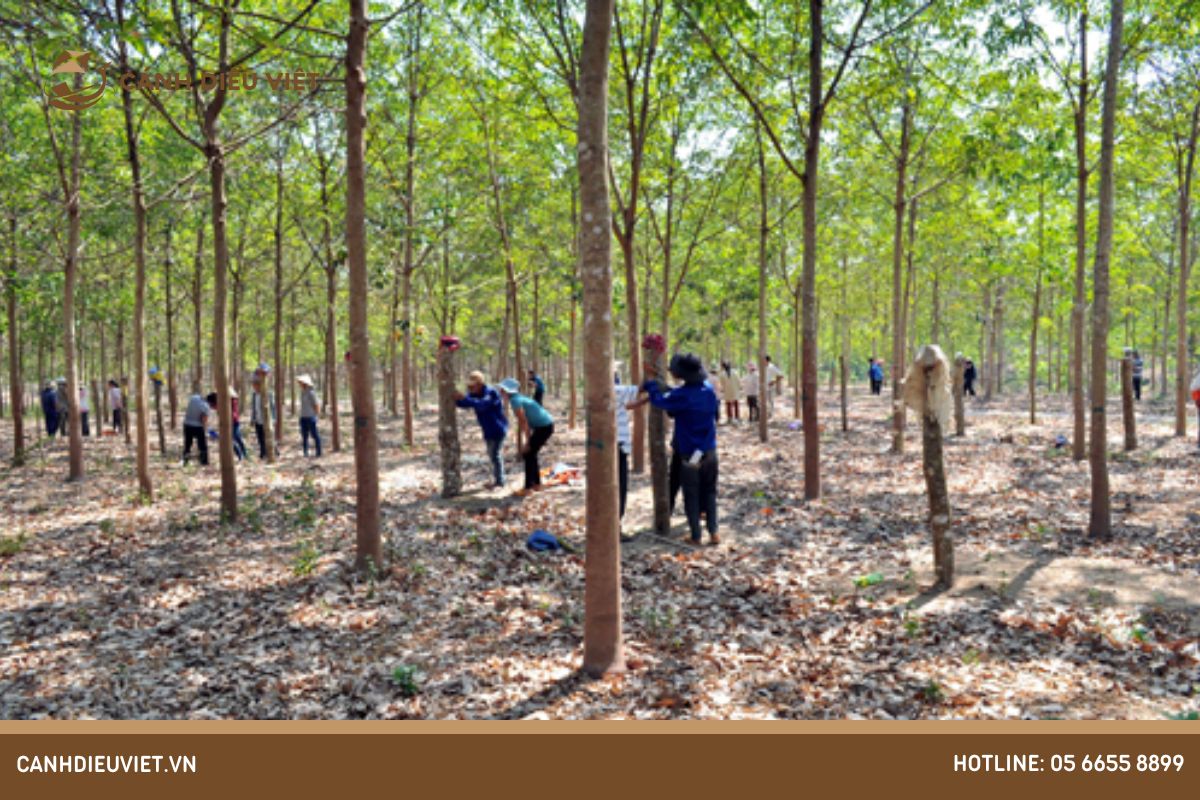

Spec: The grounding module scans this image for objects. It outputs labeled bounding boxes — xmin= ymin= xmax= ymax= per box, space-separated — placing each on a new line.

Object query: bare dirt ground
xmin=1 ymin=386 xmax=1197 ymax=719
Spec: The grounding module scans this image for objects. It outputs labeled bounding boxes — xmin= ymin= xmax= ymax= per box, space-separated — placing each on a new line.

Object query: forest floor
xmin=1 ymin=386 xmax=1198 ymax=720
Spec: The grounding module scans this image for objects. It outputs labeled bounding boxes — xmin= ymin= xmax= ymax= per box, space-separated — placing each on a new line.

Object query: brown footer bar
xmin=1 ymin=724 xmax=1196 ymax=799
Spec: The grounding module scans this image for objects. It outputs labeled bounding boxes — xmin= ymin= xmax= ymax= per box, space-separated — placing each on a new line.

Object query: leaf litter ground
xmin=0 ymin=389 xmax=1197 ymax=719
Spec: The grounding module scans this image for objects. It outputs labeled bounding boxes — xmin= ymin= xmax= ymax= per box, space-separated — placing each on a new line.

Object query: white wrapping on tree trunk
xmin=903 ymin=344 xmax=953 ymax=431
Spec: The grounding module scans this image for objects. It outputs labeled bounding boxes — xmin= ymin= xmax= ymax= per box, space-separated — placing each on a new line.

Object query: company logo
xmin=46 ymin=50 xmax=109 ymax=111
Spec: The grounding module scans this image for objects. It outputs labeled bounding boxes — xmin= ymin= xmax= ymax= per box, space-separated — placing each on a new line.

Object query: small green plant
xmin=293 ymin=540 xmax=319 ymax=576
xmin=0 ymin=535 xmax=27 ymax=557
xmin=922 ymin=680 xmax=944 ymax=703
xmin=98 ymin=519 xmax=116 ymax=537
xmin=903 ymin=614 xmax=921 ymax=638
xmin=854 ymin=572 xmax=884 ymax=588
xmin=1130 ymin=625 xmax=1149 ymax=643
xmin=962 ymin=647 xmax=981 ymax=666
xmin=639 ymin=606 xmax=678 ymax=639
xmin=295 ymin=501 xmax=317 ymax=529
xmin=1165 ymin=710 xmax=1199 ymax=721
xmin=391 ymin=664 xmax=420 ymax=697
xmin=410 ymin=562 xmax=428 ymax=580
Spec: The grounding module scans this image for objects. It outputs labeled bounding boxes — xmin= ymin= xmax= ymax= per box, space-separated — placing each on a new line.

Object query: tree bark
xmin=436 ymin=344 xmax=462 ymax=498
xmin=1121 ymin=356 xmax=1137 ymax=451
xmin=1029 ymin=183 xmax=1045 ymax=426
xmin=644 ymin=340 xmax=668 ymax=536
xmin=59 ymin=85 xmax=85 ymax=481
xmin=347 ymin=0 xmax=382 ymax=571
xmin=273 ymin=138 xmax=286 ymax=449
xmin=1071 ymin=10 xmax=1089 ymax=462
xmin=1088 ymin=0 xmax=1123 ymax=539
xmin=798 ymin=0 xmax=824 ymax=500
xmin=919 ymin=355 xmax=952 ymax=589
xmin=118 ymin=0 xmax=153 ymax=500
xmin=953 ymin=354 xmax=965 ymax=437
xmin=1173 ymin=100 xmax=1199 ymax=435
xmin=578 ymin=0 xmax=623 ymax=678
xmin=755 ymin=123 xmax=769 ymax=444
xmin=889 ymin=100 xmax=912 ymax=454
xmin=400 ymin=7 xmax=423 ymax=448
xmin=6 ymin=214 xmax=22 ymax=466
xmin=164 ymin=223 xmax=178 ymax=429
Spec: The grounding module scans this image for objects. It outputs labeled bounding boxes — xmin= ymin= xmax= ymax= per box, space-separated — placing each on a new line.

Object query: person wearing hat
xmin=41 ymin=381 xmax=59 ymax=438
xmin=642 ymin=352 xmax=720 ymax=546
xmin=497 ymin=377 xmax=554 ymax=492
xmin=454 ymin=371 xmax=509 ymax=488
xmin=182 ymin=389 xmax=210 ymax=466
xmin=297 ymin=374 xmax=322 ymax=458
xmin=251 ymin=365 xmax=276 ymax=459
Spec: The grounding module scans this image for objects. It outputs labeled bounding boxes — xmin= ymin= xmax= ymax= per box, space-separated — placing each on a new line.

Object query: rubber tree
xmin=578 ymin=0 xmax=623 ymax=677
xmin=1088 ymin=0 xmax=1124 ymax=539
xmin=346 ymin=0 xmax=382 ymax=570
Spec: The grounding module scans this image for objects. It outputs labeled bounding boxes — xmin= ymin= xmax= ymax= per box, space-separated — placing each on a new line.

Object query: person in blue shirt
xmin=868 ymin=357 xmax=884 ymax=396
xmin=499 ymin=377 xmax=554 ymax=492
xmin=40 ymin=381 xmax=59 ymax=438
xmin=455 ymin=371 xmax=509 ymax=488
xmin=527 ymin=369 xmax=546 ymax=406
xmin=642 ymin=352 xmax=720 ymax=545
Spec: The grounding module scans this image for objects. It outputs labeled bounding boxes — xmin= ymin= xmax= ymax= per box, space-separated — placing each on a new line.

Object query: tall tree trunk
xmin=318 ymin=156 xmax=341 ymax=453
xmin=206 ymin=139 xmax=237 ymax=521
xmin=619 ymin=236 xmax=644 ymax=472
xmin=889 ymin=100 xmax=912 ymax=454
xmin=798 ymin=0 xmax=825 ymax=500
xmin=1173 ymin=101 xmax=1199 ymax=434
xmin=192 ymin=222 xmax=204 ymax=392
xmin=164 ymin=223 xmax=178 ymax=429
xmin=400 ymin=7 xmax=423 ymax=447
xmin=1029 ymin=183 xmax=1045 ymax=425
xmin=436 ymin=343 xmax=461 ymax=498
xmin=1088 ymin=0 xmax=1123 ymax=539
xmin=578 ymin=0 xmax=623 ymax=678
xmin=993 ymin=281 xmax=1006 ymax=395
xmin=347 ymin=0 xmax=382 ymax=571
xmin=273 ymin=142 xmax=286 ymax=449
xmin=755 ymin=123 xmax=769 ymax=443
xmin=1071 ymin=10 xmax=1090 ymax=461
xmin=6 ymin=214 xmax=22 ymax=466
xmin=59 ymin=90 xmax=85 ymax=481
xmin=118 ymin=0 xmax=153 ymax=500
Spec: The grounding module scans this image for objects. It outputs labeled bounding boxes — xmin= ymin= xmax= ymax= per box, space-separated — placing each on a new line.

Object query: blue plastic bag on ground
xmin=526 ymin=529 xmax=561 ymax=552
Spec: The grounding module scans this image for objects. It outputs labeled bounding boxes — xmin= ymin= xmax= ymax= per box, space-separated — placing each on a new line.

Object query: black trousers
xmin=524 ymin=424 xmax=553 ymax=490
xmin=680 ymin=449 xmax=718 ymax=542
xmin=870 ymin=378 xmax=882 ymax=395
xmin=112 ymin=408 xmax=123 ymax=433
xmin=80 ymin=412 xmax=89 ymax=437
xmin=255 ymin=423 xmax=268 ymax=459
xmin=964 ymin=381 xmax=976 ymax=396
xmin=619 ymin=449 xmax=629 ymax=519
xmin=183 ymin=424 xmax=208 ymax=465
xmin=1133 ymin=377 xmax=1143 ymax=400
xmin=669 ymin=447 xmax=682 ymax=514
xmin=747 ymin=396 xmax=760 ymax=421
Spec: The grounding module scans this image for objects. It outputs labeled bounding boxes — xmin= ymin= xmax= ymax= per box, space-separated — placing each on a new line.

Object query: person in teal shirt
xmin=498 ymin=378 xmax=553 ymax=492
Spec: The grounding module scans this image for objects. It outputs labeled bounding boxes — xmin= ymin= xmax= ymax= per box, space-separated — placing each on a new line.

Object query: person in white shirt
xmin=108 ymin=379 xmax=124 ymax=434
xmin=614 ymin=367 xmax=642 ymax=522
xmin=741 ymin=362 xmax=760 ymax=421
xmin=718 ymin=362 xmax=740 ymax=422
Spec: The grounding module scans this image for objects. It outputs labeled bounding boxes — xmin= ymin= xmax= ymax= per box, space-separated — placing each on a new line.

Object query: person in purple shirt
xmin=642 ymin=352 xmax=720 ymax=546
